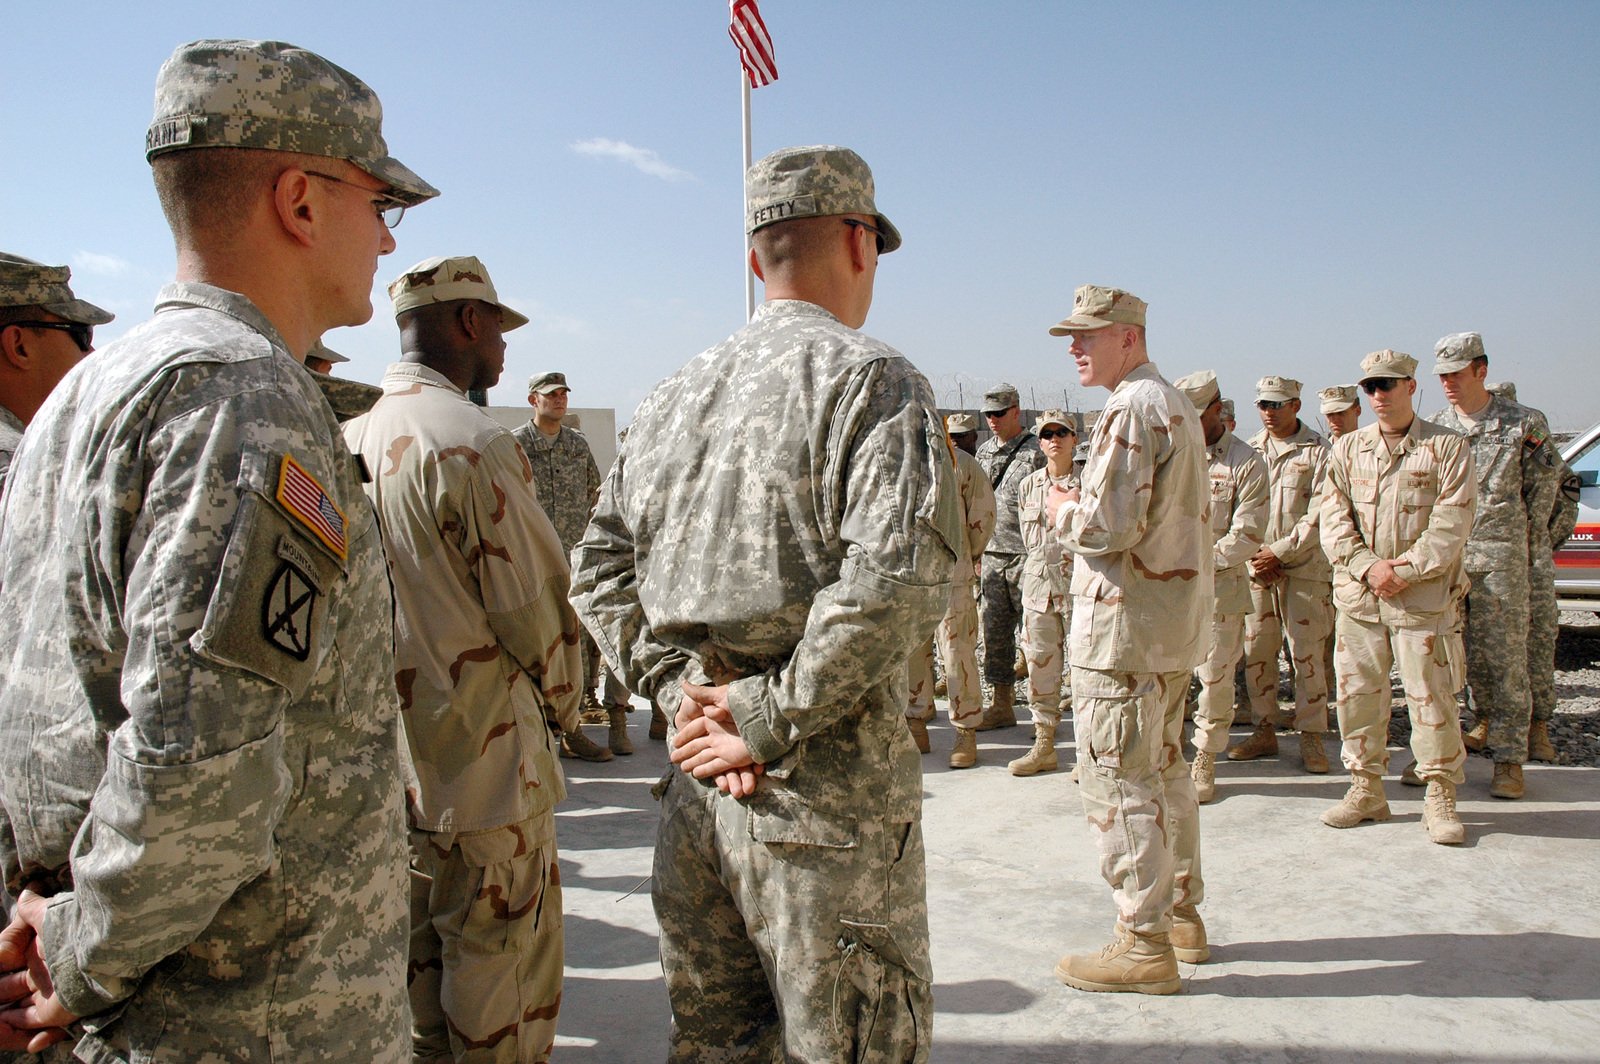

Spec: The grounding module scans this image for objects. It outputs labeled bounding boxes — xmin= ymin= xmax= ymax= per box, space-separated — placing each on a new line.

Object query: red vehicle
xmin=1556 ymin=420 xmax=1600 ymax=615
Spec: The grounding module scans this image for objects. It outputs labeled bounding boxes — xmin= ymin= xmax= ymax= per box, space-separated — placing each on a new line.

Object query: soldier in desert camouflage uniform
xmin=1321 ymin=350 xmax=1475 ymax=844
xmin=0 ymin=38 xmax=435 ymax=1058
xmin=1174 ymin=371 xmax=1268 ymax=804
xmin=0 ymin=254 xmax=112 ymax=499
xmin=571 ymin=145 xmax=957 ymax=1061
xmin=1320 ymin=385 xmax=1362 ymax=441
xmin=906 ymin=412 xmax=996 ymax=768
xmin=1045 ymin=285 xmax=1213 ymax=995
xmin=1429 ymin=335 xmax=1562 ymax=799
xmin=1010 ymin=410 xmax=1080 ymax=777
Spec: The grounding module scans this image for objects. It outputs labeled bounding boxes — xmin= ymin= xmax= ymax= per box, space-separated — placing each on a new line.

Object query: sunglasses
xmin=1256 ymin=399 xmax=1290 ymax=411
xmin=1038 ymin=427 xmax=1075 ymax=440
xmin=1360 ymin=377 xmax=1406 ymax=395
xmin=842 ymin=218 xmax=886 ymax=253
xmin=10 ymin=319 xmax=93 ymax=353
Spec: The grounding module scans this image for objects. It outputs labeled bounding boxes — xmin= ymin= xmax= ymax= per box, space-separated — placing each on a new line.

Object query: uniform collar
xmin=0 ymin=403 xmax=23 ymax=436
xmin=754 ymin=299 xmax=842 ymax=325
xmin=380 ymin=361 xmax=467 ymax=397
xmin=153 ymin=282 xmax=291 ymax=355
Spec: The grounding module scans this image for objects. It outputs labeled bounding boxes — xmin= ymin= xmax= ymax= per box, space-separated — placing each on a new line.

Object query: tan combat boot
xmin=648 ymin=705 xmax=669 ymax=741
xmin=561 ymin=728 xmax=614 ymax=763
xmin=1170 ymin=905 xmax=1210 ymax=964
xmin=976 ymin=684 xmax=1019 ymax=731
xmin=906 ymin=715 xmax=931 ymax=755
xmin=1191 ymin=750 xmax=1216 ymax=804
xmin=580 ymin=688 xmax=607 ymax=725
xmin=1423 ymin=778 xmax=1465 ymax=844
xmin=1321 ymin=772 xmax=1390 ymax=828
xmin=1055 ymin=927 xmax=1182 ymax=995
xmin=1008 ymin=723 xmax=1058 ymax=776
xmin=1299 ymin=732 xmax=1329 ymax=774
xmin=933 ymin=674 xmax=948 ymax=700
xmin=1227 ymin=720 xmax=1279 ymax=761
xmin=607 ymin=706 xmax=633 ymax=756
xmin=948 ymin=728 xmax=978 ymax=769
xmin=1400 ymin=761 xmax=1424 ymax=787
xmin=1489 ymin=762 xmax=1524 ymax=800
xmin=1462 ymin=717 xmax=1488 ymax=752
xmin=1528 ymin=721 xmax=1556 ymax=762
xmin=1014 ymin=649 xmax=1029 ymax=681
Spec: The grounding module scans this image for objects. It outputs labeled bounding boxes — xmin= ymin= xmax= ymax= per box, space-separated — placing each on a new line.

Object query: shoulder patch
xmin=276 ymin=454 xmax=348 ymax=559
xmin=1523 ymin=426 xmax=1549 ymax=451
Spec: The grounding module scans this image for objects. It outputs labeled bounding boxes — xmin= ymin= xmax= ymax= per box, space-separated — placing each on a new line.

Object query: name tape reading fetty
xmin=750 ymin=194 xmax=816 ymax=227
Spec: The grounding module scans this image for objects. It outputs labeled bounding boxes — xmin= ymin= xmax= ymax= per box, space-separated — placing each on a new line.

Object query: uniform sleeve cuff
xmin=726 ymin=677 xmax=790 ymax=766
xmin=40 ymin=894 xmax=126 ymax=1020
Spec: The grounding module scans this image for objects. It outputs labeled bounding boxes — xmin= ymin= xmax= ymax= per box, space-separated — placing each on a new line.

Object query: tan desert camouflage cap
xmin=1173 ymin=370 xmax=1221 ymax=411
xmin=982 ymin=383 xmax=1020 ymax=413
xmin=0 ymin=253 xmax=114 ymax=326
xmin=388 ymin=255 xmax=528 ymax=330
xmin=527 ymin=371 xmax=569 ymax=395
xmin=945 ymin=412 xmax=978 ymax=434
xmin=146 ymin=39 xmax=439 ymax=207
xmin=1317 ymin=385 xmax=1358 ymax=414
xmin=1256 ymin=375 xmax=1302 ymax=402
xmin=307 ymin=339 xmax=349 ymax=366
xmin=1359 ymin=349 xmax=1417 ymax=380
xmin=745 ymin=145 xmax=901 ymax=253
xmin=1048 ymin=285 xmax=1147 ymax=335
xmin=1034 ymin=409 xmax=1077 ymax=433
xmin=1433 ymin=332 xmax=1485 ymax=374
xmin=1487 ymin=381 xmax=1517 ymax=402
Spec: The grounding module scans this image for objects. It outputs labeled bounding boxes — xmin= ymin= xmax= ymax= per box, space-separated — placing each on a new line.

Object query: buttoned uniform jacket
xmin=950 ymin=446 xmax=996 ymax=594
xmin=1247 ymin=421 xmax=1332 ymax=582
xmin=976 ymin=429 xmax=1045 ymax=555
xmin=1206 ymin=431 xmax=1271 ymax=615
xmin=1320 ymin=418 xmax=1477 ymax=629
xmin=1017 ymin=465 xmax=1080 ymax=613
xmin=511 ymin=421 xmax=602 ymax=554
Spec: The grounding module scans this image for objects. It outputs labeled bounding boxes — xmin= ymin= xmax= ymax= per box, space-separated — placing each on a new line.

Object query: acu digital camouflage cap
xmin=1173 ymin=370 xmax=1221 ymax=411
xmin=982 ymin=383 xmax=1020 ymax=412
xmin=528 ymin=371 xmax=569 ymax=395
xmin=1488 ymin=380 xmax=1517 ymax=402
xmin=1048 ymin=285 xmax=1147 ymax=335
xmin=745 ymin=145 xmax=901 ymax=253
xmin=1318 ymin=385 xmax=1358 ymax=414
xmin=1256 ymin=375 xmax=1302 ymax=402
xmin=1220 ymin=398 xmax=1235 ymax=421
xmin=1359 ymin=349 xmax=1417 ymax=380
xmin=388 ymin=255 xmax=529 ymax=330
xmin=146 ymin=39 xmax=439 ymax=206
xmin=1433 ymin=332 xmax=1486 ymax=374
xmin=0 ymin=253 xmax=114 ymax=325
xmin=307 ymin=338 xmax=349 ymax=365
xmin=945 ymin=412 xmax=978 ymax=434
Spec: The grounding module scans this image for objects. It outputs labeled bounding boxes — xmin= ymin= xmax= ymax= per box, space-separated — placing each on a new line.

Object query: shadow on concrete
xmin=1197 ymin=932 xmax=1599 ymax=1000
xmin=930 ymin=978 xmax=1040 ymax=1015
xmin=929 ymin=1042 xmax=1590 ymax=1064
xmin=563 ymin=911 xmax=660 ymax=970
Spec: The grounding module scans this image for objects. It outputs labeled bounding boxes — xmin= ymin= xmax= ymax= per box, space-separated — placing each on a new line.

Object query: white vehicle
xmin=1556 ymin=420 xmax=1600 ymax=614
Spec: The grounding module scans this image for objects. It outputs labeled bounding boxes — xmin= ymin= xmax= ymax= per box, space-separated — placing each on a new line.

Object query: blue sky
xmin=8 ymin=1 xmax=1599 ymax=429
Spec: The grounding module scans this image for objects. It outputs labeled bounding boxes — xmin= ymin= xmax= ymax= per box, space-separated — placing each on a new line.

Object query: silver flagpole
xmin=742 ymin=71 xmax=754 ymax=321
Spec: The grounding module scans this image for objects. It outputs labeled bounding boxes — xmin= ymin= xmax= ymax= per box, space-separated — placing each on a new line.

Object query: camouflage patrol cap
xmin=1220 ymin=398 xmax=1235 ymax=421
xmin=1256 ymin=375 xmax=1302 ymax=403
xmin=0 ymin=253 xmax=114 ymax=326
xmin=982 ymin=384 xmax=1020 ymax=413
xmin=307 ymin=339 xmax=349 ymax=366
xmin=388 ymin=255 xmax=528 ymax=330
xmin=945 ymin=412 xmax=978 ymax=435
xmin=1359 ymin=349 xmax=1417 ymax=380
xmin=146 ymin=39 xmax=439 ymax=207
xmin=1318 ymin=385 xmax=1358 ymax=414
xmin=1035 ymin=409 xmax=1077 ymax=433
xmin=528 ymin=371 xmax=569 ymax=395
xmin=1173 ymin=370 xmax=1221 ymax=411
xmin=1433 ymin=332 xmax=1486 ymax=374
xmin=745 ymin=145 xmax=901 ymax=253
xmin=1048 ymin=285 xmax=1147 ymax=335
xmin=1488 ymin=381 xmax=1517 ymax=402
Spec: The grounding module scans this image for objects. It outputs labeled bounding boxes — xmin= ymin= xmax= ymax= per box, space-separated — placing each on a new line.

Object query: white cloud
xmin=570 ymin=138 xmax=695 ymax=182
xmin=72 ymin=251 xmax=134 ymax=277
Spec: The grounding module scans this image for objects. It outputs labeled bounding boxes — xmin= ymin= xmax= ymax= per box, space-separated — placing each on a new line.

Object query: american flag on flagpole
xmin=729 ymin=0 xmax=778 ymax=87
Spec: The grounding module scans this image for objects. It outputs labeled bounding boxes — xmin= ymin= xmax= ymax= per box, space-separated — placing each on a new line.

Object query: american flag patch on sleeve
xmin=277 ymin=454 xmax=348 ymax=559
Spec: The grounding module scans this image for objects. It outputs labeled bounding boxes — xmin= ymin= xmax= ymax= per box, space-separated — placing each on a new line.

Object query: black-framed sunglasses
xmin=303 ymin=170 xmax=408 ymax=229
xmin=1360 ymin=377 xmax=1406 ymax=395
xmin=1256 ymin=399 xmax=1289 ymax=411
xmin=9 ymin=320 xmax=93 ymax=353
xmin=1038 ymin=427 xmax=1075 ymax=440
xmin=842 ymin=218 xmax=886 ymax=253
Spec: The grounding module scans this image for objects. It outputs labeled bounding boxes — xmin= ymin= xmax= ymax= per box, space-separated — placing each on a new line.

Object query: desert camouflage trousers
xmin=1333 ymin=613 xmax=1467 ymax=785
xmin=905 ymin=581 xmax=985 ymax=729
xmin=1463 ymin=567 xmax=1533 ymax=763
xmin=1073 ymin=667 xmax=1204 ymax=935
xmin=1021 ymin=600 xmax=1072 ymax=727
xmin=1527 ymin=551 xmax=1559 ymax=724
xmin=654 ymin=773 xmax=932 ymax=1063
xmin=1244 ymin=577 xmax=1332 ymax=732
xmin=1192 ymin=608 xmax=1248 ymax=755
xmin=980 ymin=553 xmax=1025 ymax=686
xmin=410 ymin=816 xmax=563 ymax=1063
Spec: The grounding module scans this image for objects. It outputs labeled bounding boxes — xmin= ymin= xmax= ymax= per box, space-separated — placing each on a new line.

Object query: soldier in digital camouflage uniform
xmin=1174 ymin=371 xmax=1268 ymax=804
xmin=1045 ymin=285 xmax=1213 ymax=995
xmin=1321 ymin=350 xmax=1475 ymax=844
xmin=1429 ymin=335 xmax=1562 ymax=799
xmin=0 ymin=38 xmax=436 ymax=1059
xmin=0 ymin=254 xmax=112 ymax=499
xmin=906 ymin=412 xmax=995 ymax=768
xmin=1232 ymin=375 xmax=1335 ymax=773
xmin=512 ymin=371 xmax=635 ymax=757
xmin=343 ymin=256 xmax=577 ymax=1063
xmin=570 ymin=145 xmax=958 ymax=1061
xmin=975 ymin=383 xmax=1047 ymax=729
xmin=1009 ymin=410 xmax=1080 ymax=777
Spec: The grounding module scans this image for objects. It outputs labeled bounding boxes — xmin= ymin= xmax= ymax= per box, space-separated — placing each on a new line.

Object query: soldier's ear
xmin=0 ymin=325 xmax=29 ymax=369
xmin=457 ymin=301 xmax=480 ymax=341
